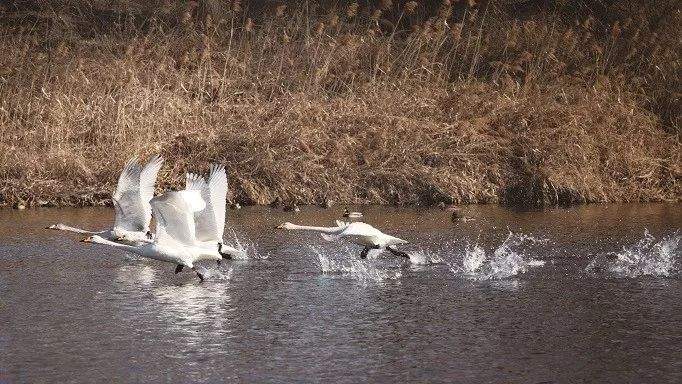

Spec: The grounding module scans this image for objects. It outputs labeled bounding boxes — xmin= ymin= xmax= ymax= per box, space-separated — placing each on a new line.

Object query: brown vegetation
xmin=0 ymin=1 xmax=679 ymax=208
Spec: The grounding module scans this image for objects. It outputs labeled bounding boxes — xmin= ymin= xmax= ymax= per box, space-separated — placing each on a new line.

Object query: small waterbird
xmin=276 ymin=220 xmax=409 ymax=259
xmin=46 ymin=155 xmax=164 ymax=244
xmin=438 ymin=203 xmax=474 ymax=223
xmin=343 ymin=208 xmax=363 ymax=219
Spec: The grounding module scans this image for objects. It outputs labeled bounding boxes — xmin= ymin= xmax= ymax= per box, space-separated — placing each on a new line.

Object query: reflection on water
xmin=115 ymin=265 xmax=157 ymax=287
xmin=0 ymin=204 xmax=680 ymax=383
xmin=152 ymin=282 xmax=235 ymax=358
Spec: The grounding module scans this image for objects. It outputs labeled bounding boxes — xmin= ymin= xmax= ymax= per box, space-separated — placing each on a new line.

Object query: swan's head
xmin=46 ymin=223 xmax=65 ymax=230
xmin=80 ymin=235 xmax=105 ymax=243
xmin=276 ymin=222 xmax=296 ymax=230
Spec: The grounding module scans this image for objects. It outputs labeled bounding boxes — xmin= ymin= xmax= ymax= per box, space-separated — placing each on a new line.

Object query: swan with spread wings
xmin=47 ymin=155 xmax=164 ymax=244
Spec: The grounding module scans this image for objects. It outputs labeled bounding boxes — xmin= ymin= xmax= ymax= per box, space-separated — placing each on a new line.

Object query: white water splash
xmin=461 ymin=244 xmax=486 ymax=273
xmin=223 ymin=229 xmax=267 ymax=260
xmin=197 ymin=265 xmax=234 ymax=281
xmin=312 ymin=246 xmax=402 ymax=282
xmin=406 ymin=250 xmax=444 ymax=265
xmin=448 ymin=232 xmax=547 ymax=280
xmin=586 ymin=230 xmax=680 ymax=277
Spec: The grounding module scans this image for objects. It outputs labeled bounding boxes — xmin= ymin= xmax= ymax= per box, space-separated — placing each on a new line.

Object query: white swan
xmin=277 ymin=220 xmax=409 ymax=259
xmin=81 ymin=189 xmax=225 ymax=282
xmin=47 ymin=155 xmax=164 ymax=243
xmin=184 ymin=164 xmax=245 ymax=259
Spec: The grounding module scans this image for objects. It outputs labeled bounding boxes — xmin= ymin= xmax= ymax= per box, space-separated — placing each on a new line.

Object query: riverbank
xmin=0 ymin=1 xmax=679 ymax=208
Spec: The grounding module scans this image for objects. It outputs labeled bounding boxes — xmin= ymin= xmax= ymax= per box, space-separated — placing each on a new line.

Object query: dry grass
xmin=0 ymin=1 xmax=679 ymax=208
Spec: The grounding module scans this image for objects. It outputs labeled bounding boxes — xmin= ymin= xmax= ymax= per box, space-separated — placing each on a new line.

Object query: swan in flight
xmin=47 ymin=155 xmax=164 ymax=243
xmin=277 ymin=220 xmax=409 ymax=259
xmin=81 ymin=189 xmax=227 ymax=282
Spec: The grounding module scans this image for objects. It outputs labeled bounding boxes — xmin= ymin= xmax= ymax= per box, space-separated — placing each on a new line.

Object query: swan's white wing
xmin=150 ymin=191 xmax=205 ymax=246
xmin=113 ymin=156 xmax=163 ymax=232
xmin=112 ymin=158 xmax=144 ymax=231
xmin=339 ymin=222 xmax=383 ymax=237
xmin=207 ymin=164 xmax=227 ymax=240
xmin=185 ymin=172 xmax=215 ymax=242
xmin=187 ymin=164 xmax=227 ymax=242
xmin=185 ymin=172 xmax=207 ymax=192
xmin=138 ymin=155 xmax=164 ymax=229
xmin=185 ymin=172 xmax=213 ymax=241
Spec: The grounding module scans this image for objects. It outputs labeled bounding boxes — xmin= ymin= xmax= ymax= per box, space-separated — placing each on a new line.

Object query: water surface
xmin=1 ymin=204 xmax=680 ymax=383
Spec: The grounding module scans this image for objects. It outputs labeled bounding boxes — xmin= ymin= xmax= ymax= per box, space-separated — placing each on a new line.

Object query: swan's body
xmin=343 ymin=208 xmax=363 ymax=219
xmin=83 ymin=189 xmax=225 ymax=282
xmin=48 ymin=156 xmax=164 ymax=244
xmin=277 ymin=221 xmax=409 ymax=259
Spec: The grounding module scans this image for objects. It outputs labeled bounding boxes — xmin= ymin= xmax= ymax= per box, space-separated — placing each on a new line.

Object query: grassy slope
xmin=0 ymin=1 xmax=679 ymax=207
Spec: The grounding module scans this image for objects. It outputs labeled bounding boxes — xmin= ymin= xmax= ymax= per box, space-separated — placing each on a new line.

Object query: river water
xmin=0 ymin=204 xmax=680 ymax=383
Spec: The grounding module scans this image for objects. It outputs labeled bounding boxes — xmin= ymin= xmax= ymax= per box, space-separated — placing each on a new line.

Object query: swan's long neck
xmin=286 ymin=224 xmax=340 ymax=234
xmin=93 ymin=237 xmax=143 ymax=255
xmin=53 ymin=224 xmax=102 ymax=234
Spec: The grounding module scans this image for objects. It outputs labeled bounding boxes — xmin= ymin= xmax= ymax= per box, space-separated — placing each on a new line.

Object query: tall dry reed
xmin=0 ymin=1 xmax=679 ymax=207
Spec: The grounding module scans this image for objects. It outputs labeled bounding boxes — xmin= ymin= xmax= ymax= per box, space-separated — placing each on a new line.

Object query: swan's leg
xmin=360 ymin=247 xmax=370 ymax=259
xmin=218 ymin=243 xmax=233 ymax=260
xmin=145 ymin=231 xmax=153 ymax=240
xmin=192 ymin=267 xmax=204 ymax=283
xmin=387 ymin=246 xmax=410 ymax=259
xmin=216 ymin=259 xmax=222 ymax=266
xmin=175 ymin=265 xmax=184 ymax=274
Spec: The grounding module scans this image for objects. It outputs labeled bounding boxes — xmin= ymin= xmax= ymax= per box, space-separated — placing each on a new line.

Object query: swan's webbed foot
xmin=218 ymin=243 xmax=233 ymax=260
xmin=387 ymin=246 xmax=410 ymax=259
xmin=360 ymin=247 xmax=370 ymax=259
xmin=175 ymin=265 xmax=184 ymax=274
xmin=216 ymin=259 xmax=221 ymax=266
xmin=192 ymin=267 xmax=204 ymax=282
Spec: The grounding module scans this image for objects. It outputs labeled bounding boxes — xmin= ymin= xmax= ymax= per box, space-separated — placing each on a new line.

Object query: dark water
xmin=0 ymin=204 xmax=680 ymax=383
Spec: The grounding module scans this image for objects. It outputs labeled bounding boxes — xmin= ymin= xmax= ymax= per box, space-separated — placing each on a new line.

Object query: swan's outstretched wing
xmin=113 ymin=156 xmax=163 ymax=232
xmin=186 ymin=164 xmax=227 ymax=242
xmin=112 ymin=158 xmax=143 ymax=231
xmin=151 ymin=190 xmax=205 ymax=246
xmin=206 ymin=164 xmax=228 ymax=240
xmin=138 ymin=155 xmax=164 ymax=229
xmin=339 ymin=222 xmax=380 ymax=237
